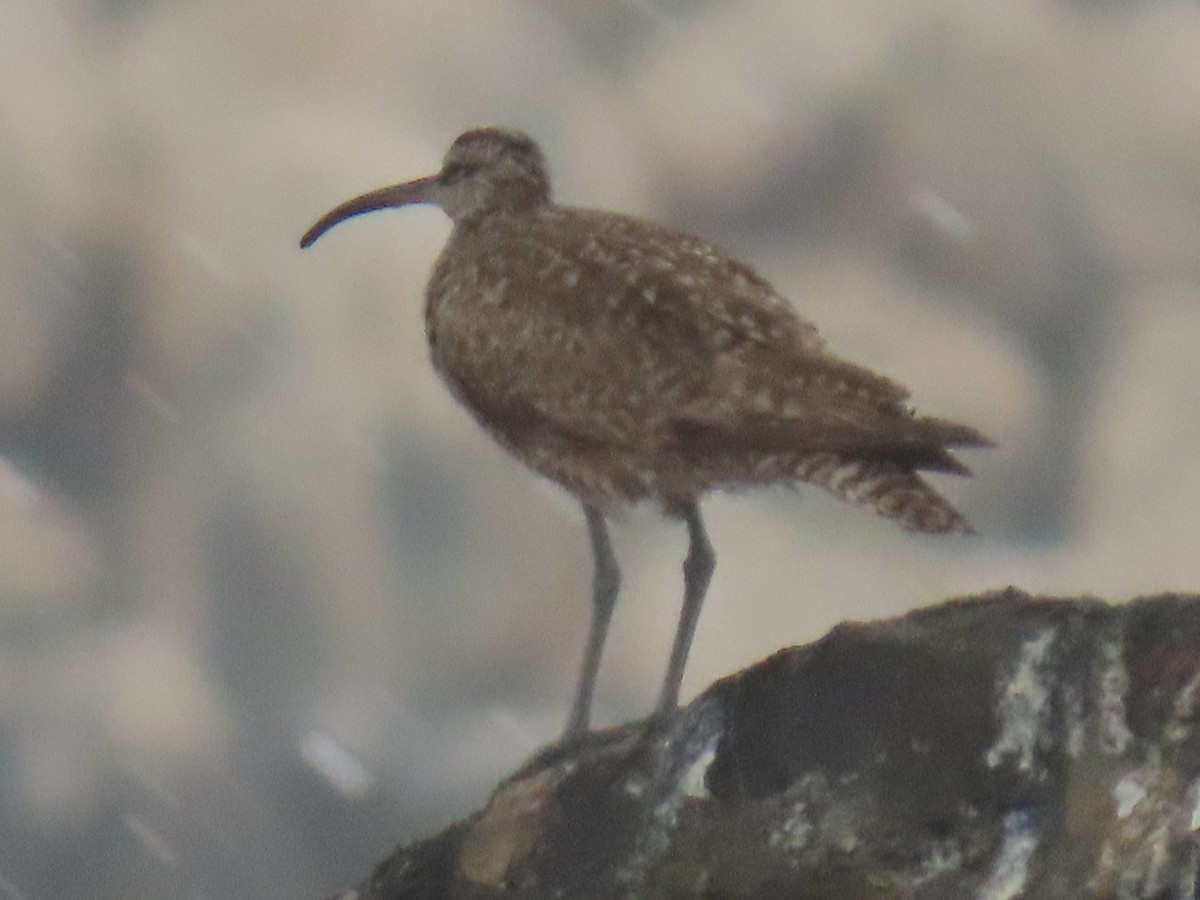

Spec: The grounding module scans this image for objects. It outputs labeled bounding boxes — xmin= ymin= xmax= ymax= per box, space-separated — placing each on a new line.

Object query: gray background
xmin=1 ymin=1 xmax=1199 ymax=897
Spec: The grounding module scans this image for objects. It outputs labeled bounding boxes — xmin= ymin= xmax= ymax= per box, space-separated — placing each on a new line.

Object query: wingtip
xmin=922 ymin=417 xmax=996 ymax=451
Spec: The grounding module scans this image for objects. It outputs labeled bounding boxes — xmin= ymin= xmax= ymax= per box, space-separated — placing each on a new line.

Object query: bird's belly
xmin=435 ymin=373 xmax=667 ymax=507
xmin=425 ymin=275 xmax=721 ymax=509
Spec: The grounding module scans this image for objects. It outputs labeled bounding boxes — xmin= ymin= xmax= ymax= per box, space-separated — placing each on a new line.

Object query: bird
xmin=300 ymin=126 xmax=990 ymax=738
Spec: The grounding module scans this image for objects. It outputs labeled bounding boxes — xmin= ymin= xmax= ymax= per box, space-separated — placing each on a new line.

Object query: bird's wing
xmin=572 ymin=210 xmax=917 ymax=409
xmin=427 ymin=208 xmax=916 ymax=456
xmin=672 ymin=336 xmax=991 ymax=475
xmin=576 ymin=210 xmax=832 ymax=357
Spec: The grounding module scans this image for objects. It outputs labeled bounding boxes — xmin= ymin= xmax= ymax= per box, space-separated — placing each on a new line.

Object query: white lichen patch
xmin=623 ymin=775 xmax=647 ymax=799
xmin=1064 ymin=684 xmax=1086 ymax=758
xmin=767 ymin=802 xmax=812 ymax=854
xmin=1187 ymin=777 xmax=1200 ymax=831
xmin=1123 ymin=822 xmax=1171 ymax=898
xmin=818 ymin=801 xmax=863 ymax=857
xmin=1098 ymin=640 xmax=1134 ymax=754
xmin=912 ymin=838 xmax=964 ymax=886
xmin=618 ymin=729 xmax=722 ymax=891
xmin=678 ymin=737 xmax=718 ymax=800
xmin=1113 ymin=768 xmax=1151 ymax=819
xmin=648 ymin=734 xmax=720 ymax=840
xmin=986 ymin=629 xmax=1057 ymax=774
xmin=1166 ymin=663 xmax=1200 ymax=744
xmin=977 ymin=810 xmax=1038 ymax=900
xmin=1092 ymin=755 xmax=1186 ymax=896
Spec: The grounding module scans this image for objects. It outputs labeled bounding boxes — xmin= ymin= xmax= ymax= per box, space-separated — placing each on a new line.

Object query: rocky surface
xmin=336 ymin=590 xmax=1200 ymax=899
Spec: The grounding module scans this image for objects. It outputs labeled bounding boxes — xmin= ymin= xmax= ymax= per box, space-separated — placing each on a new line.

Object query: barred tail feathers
xmin=794 ymin=452 xmax=974 ymax=535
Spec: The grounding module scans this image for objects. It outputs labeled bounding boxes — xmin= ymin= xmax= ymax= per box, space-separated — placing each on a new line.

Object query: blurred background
xmin=2 ymin=0 xmax=1199 ymax=896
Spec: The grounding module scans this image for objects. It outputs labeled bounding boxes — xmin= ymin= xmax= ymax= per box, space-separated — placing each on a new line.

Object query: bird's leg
xmin=654 ymin=500 xmax=715 ymax=720
xmin=564 ymin=504 xmax=621 ymax=737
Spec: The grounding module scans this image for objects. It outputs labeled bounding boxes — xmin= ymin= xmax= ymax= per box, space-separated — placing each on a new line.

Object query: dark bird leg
xmin=654 ymin=500 xmax=714 ymax=720
xmin=565 ymin=504 xmax=620 ymax=737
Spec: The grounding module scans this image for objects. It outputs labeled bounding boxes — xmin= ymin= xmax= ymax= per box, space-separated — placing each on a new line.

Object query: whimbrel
xmin=301 ymin=127 xmax=990 ymax=737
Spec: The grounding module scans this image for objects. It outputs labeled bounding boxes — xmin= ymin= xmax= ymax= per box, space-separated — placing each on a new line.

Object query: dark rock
xmin=330 ymin=590 xmax=1200 ymax=899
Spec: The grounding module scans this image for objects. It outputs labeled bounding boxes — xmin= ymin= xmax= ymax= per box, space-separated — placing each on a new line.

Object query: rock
xmin=329 ymin=589 xmax=1200 ymax=899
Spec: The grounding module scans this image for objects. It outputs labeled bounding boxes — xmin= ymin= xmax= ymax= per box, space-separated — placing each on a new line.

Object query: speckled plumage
xmin=301 ymin=126 xmax=990 ymax=736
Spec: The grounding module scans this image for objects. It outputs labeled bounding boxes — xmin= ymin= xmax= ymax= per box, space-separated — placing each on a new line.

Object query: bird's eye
xmin=442 ymin=162 xmax=476 ymax=184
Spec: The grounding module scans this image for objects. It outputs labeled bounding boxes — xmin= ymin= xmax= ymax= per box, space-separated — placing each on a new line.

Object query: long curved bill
xmin=299 ymin=174 xmax=439 ymax=248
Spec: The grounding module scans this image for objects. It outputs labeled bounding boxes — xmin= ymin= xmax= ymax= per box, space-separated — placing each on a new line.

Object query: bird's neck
xmin=450 ymin=201 xmax=556 ymax=232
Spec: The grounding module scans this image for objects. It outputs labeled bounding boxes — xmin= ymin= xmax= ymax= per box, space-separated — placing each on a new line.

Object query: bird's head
xmin=300 ymin=127 xmax=551 ymax=247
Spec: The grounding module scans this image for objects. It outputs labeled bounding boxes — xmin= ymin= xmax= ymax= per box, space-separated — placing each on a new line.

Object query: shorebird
xmin=301 ymin=126 xmax=990 ymax=737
